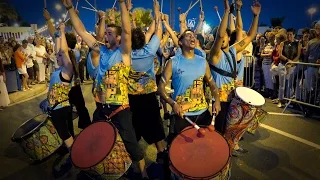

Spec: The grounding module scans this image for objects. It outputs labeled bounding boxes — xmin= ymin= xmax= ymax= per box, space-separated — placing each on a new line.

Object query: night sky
xmin=7 ymin=0 xmax=320 ymax=32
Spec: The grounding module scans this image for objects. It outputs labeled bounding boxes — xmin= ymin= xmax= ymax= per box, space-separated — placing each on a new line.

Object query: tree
xmin=270 ymin=16 xmax=285 ymax=28
xmin=0 ymin=0 xmax=18 ymax=26
xmin=105 ymin=7 xmax=153 ymax=28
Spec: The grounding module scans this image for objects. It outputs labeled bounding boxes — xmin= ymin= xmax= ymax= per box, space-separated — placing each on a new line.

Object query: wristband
xmin=54 ymin=32 xmax=61 ymax=39
xmin=66 ymin=5 xmax=73 ymax=10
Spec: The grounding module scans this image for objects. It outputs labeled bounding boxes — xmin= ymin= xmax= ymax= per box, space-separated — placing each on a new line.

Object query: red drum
xmin=225 ymin=87 xmax=265 ymax=151
xmin=169 ymin=127 xmax=231 ymax=180
xmin=71 ymin=122 xmax=132 ymax=179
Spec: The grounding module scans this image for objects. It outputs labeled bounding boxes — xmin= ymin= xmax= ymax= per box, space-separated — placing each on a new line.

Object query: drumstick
xmin=186 ymin=0 xmax=200 ymax=14
xmin=208 ymin=114 xmax=216 ymax=132
xmin=63 ymin=11 xmax=69 ymax=22
xmin=84 ymin=0 xmax=98 ymax=11
xmin=112 ymin=0 xmax=117 ymax=9
xmin=214 ymin=6 xmax=222 ymax=22
xmin=160 ymin=0 xmax=164 ymax=13
xmin=75 ymin=0 xmax=80 ymax=10
xmin=199 ymin=0 xmax=203 ymax=10
xmin=185 ymin=117 xmax=206 ymax=136
xmin=64 ymin=18 xmax=70 ymax=23
xmin=44 ymin=0 xmax=47 ymax=9
xmin=82 ymin=6 xmax=98 ymax=12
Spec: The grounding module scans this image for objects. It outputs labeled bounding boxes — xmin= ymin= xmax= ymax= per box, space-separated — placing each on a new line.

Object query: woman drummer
xmin=47 ymin=23 xmax=76 ymax=178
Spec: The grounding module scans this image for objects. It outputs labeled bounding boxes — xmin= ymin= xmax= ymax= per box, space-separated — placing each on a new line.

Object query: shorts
xmin=214 ymin=101 xmax=231 ymax=135
xmin=33 ymin=60 xmax=39 ymax=72
xmin=93 ymin=103 xmax=144 ymax=161
xmin=50 ymin=106 xmax=74 ymax=141
xmin=27 ymin=67 xmax=34 ymax=80
xmin=129 ymin=92 xmax=165 ymax=144
xmin=17 ymin=66 xmax=27 ymax=74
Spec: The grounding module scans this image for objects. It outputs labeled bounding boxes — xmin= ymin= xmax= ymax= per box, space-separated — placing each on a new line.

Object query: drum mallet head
xmin=198 ymin=128 xmax=206 ymax=137
xmin=185 ymin=116 xmax=206 ymax=137
xmin=208 ymin=115 xmax=216 ymax=132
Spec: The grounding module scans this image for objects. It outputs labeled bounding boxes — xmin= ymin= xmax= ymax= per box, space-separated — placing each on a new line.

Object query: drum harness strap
xmin=104 ymin=104 xmax=130 ymax=120
xmin=209 ymin=50 xmax=237 ymax=80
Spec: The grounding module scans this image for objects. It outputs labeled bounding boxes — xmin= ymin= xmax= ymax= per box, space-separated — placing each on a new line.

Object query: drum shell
xmin=11 ymin=115 xmax=63 ymax=161
xmin=169 ymin=127 xmax=231 ymax=180
xmin=71 ymin=122 xmax=132 ymax=180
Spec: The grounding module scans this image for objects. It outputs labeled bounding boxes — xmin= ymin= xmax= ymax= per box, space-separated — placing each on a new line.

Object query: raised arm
xmin=120 ymin=0 xmax=132 ymax=66
xmin=43 ymin=9 xmax=56 ymax=38
xmin=195 ymin=11 xmax=205 ymax=34
xmin=229 ymin=13 xmax=235 ymax=32
xmin=232 ymin=0 xmax=261 ymax=53
xmin=61 ymin=0 xmax=99 ymax=52
xmin=153 ymin=0 xmax=163 ymax=40
xmin=235 ymin=0 xmax=243 ymax=42
xmin=179 ymin=13 xmax=188 ymax=34
xmin=209 ymin=0 xmax=230 ymax=65
xmin=145 ymin=20 xmax=156 ymax=44
xmin=204 ymin=61 xmax=221 ymax=114
xmin=131 ymin=11 xmax=137 ymax=29
xmin=162 ymin=14 xmax=179 ymax=47
xmin=59 ymin=23 xmax=73 ymax=79
xmin=96 ymin=11 xmax=106 ymax=42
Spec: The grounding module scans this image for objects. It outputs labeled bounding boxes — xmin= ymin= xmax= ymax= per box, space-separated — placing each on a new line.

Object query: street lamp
xmin=55 ymin=3 xmax=62 ymax=11
xmin=308 ymin=7 xmax=317 ymax=21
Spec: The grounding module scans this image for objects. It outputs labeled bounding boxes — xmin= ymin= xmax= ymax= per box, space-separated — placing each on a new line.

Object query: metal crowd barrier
xmin=242 ymin=55 xmax=256 ymax=88
xmin=282 ymin=62 xmax=320 ymax=113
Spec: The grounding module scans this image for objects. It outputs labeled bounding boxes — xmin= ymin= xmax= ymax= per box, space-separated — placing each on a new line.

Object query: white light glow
xmin=50 ymin=18 xmax=55 ymax=22
xmin=62 ymin=13 xmax=67 ymax=19
xmin=55 ymin=4 xmax=62 ymax=11
xmin=308 ymin=7 xmax=316 ymax=15
xmin=14 ymin=23 xmax=19 ymax=27
xmin=203 ymin=22 xmax=210 ymax=33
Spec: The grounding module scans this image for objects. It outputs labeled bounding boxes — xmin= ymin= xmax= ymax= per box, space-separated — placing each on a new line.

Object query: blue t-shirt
xmin=128 ymin=35 xmax=160 ymax=95
xmin=175 ymin=47 xmax=206 ymax=59
xmin=210 ymin=47 xmax=237 ymax=102
xmin=47 ymin=68 xmax=72 ymax=110
xmin=91 ymin=46 xmax=131 ymax=105
xmin=171 ymin=54 xmax=208 ymax=116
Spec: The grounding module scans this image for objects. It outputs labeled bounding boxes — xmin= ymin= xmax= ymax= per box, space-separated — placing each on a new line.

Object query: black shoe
xmin=52 ymin=156 xmax=73 ymax=179
xmin=240 ymin=137 xmax=244 ymax=141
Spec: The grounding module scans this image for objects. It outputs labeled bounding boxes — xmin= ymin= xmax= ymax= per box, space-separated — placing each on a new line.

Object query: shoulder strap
xmin=209 ymin=50 xmax=237 ymax=79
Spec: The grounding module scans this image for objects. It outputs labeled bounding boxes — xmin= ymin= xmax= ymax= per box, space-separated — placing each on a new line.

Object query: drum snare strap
xmin=105 ymin=104 xmax=130 ymax=120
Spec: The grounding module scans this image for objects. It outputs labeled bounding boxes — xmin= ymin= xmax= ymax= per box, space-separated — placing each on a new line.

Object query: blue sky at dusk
xmin=8 ymin=0 xmax=320 ymax=32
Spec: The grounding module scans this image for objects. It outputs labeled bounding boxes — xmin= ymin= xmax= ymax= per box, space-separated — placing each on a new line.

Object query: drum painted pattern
xmin=19 ymin=116 xmax=63 ymax=160
xmin=225 ymin=87 xmax=266 ymax=151
xmin=169 ymin=127 xmax=231 ymax=180
xmin=247 ymin=109 xmax=268 ymax=134
xmin=71 ymin=122 xmax=132 ymax=180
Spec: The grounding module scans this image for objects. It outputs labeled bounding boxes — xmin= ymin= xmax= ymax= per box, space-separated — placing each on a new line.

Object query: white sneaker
xmin=277 ymin=102 xmax=284 ymax=108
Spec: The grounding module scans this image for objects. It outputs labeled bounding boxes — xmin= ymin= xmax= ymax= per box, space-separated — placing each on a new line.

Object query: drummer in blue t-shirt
xmin=158 ymin=29 xmax=221 ymax=137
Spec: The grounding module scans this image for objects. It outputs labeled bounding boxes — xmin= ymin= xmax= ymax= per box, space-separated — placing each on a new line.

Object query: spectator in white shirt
xmin=34 ymin=37 xmax=48 ymax=83
xmin=27 ymin=36 xmax=39 ymax=84
xmin=22 ymin=40 xmax=35 ymax=86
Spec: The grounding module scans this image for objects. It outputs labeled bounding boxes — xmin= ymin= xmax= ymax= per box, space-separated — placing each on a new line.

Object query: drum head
xmin=71 ymin=122 xmax=116 ymax=169
xmin=11 ymin=114 xmax=48 ymax=141
xmin=169 ymin=128 xmax=230 ymax=179
xmin=236 ymin=87 xmax=265 ymax=106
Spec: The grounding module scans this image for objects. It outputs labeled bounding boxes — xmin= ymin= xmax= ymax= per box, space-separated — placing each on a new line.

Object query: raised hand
xmin=109 ymin=9 xmax=115 ymax=22
xmin=126 ymin=0 xmax=133 ymax=11
xmin=59 ymin=23 xmax=66 ymax=33
xmin=224 ymin=0 xmax=230 ymax=12
xmin=179 ymin=13 xmax=187 ymax=22
xmin=131 ymin=11 xmax=136 ymax=20
xmin=236 ymin=0 xmax=243 ymax=9
xmin=251 ymin=0 xmax=261 ymax=15
xmin=61 ymin=0 xmax=73 ymax=8
xmin=199 ymin=10 xmax=205 ymax=22
xmin=154 ymin=0 xmax=160 ymax=14
xmin=164 ymin=14 xmax=169 ymax=22
xmin=43 ymin=9 xmax=51 ymax=21
xmin=98 ymin=10 xmax=105 ymax=18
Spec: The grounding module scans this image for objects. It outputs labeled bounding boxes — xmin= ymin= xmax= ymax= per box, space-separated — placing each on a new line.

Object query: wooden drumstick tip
xmin=197 ymin=128 xmax=206 ymax=137
xmin=207 ymin=125 xmax=214 ymax=132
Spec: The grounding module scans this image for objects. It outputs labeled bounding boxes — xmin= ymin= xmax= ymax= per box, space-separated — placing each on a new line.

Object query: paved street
xmin=0 ymin=83 xmax=320 ymax=180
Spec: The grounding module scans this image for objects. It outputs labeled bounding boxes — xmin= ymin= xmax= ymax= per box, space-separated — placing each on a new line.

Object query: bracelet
xmin=66 ymin=5 xmax=73 ymax=10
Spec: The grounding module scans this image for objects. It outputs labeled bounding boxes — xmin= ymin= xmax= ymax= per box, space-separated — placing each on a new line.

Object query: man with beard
xmin=208 ymin=0 xmax=261 ymax=155
xmin=63 ymin=0 xmax=149 ymax=178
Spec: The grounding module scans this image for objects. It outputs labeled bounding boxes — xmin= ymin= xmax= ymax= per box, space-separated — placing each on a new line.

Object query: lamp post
xmin=308 ymin=7 xmax=316 ymax=22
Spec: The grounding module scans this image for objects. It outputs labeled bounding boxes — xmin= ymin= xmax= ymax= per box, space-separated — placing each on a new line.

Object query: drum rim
xmin=235 ymin=87 xmax=265 ymax=106
xmin=71 ymin=121 xmax=117 ymax=169
xmin=169 ymin=127 xmax=231 ymax=179
xmin=11 ymin=114 xmax=48 ymax=142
